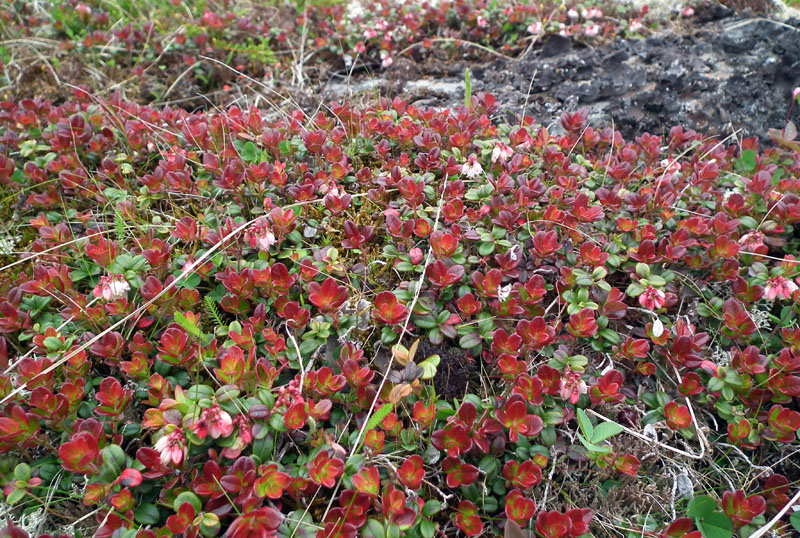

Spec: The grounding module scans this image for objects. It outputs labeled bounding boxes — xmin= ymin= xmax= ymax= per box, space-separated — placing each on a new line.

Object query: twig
xmin=672 ymin=365 xmax=711 ymax=457
xmin=395 ymin=37 xmax=516 ymax=61
xmin=585 ymin=408 xmax=705 ymax=460
xmin=421 ymin=477 xmax=454 ymax=502
xmin=0 ymin=230 xmax=112 ymax=273
xmin=723 ymin=16 xmax=800 ymax=34
xmin=540 ymin=452 xmax=558 ymax=509
xmin=747 ymin=486 xmax=800 ymax=538
xmin=717 ymin=443 xmax=774 ymax=480
xmin=91 ymin=509 xmax=112 ymax=538
xmin=520 ymin=68 xmax=538 ymax=124
xmin=161 ymin=61 xmax=201 ymax=101
xmin=285 ymin=323 xmax=310 ymax=391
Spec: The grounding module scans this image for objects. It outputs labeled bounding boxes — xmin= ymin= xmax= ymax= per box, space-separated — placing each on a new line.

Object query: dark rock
xmin=540 ymin=34 xmax=572 ymax=57
xmin=323 ymin=15 xmax=800 ymax=141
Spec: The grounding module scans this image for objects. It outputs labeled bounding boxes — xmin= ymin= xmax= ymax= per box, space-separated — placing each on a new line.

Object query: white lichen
xmin=749 ymin=306 xmax=771 ymax=330
xmin=0 ymin=234 xmax=19 ymax=255
xmin=710 ymin=346 xmax=732 ymax=367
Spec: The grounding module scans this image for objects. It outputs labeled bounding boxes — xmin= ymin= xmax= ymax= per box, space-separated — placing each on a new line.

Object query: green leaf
xmin=790 ymin=511 xmax=800 ymax=533
xmin=298 ymin=338 xmax=322 ymax=357
xmin=477 ymin=455 xmax=498 ymax=476
xmin=576 ymin=432 xmax=611 ymax=455
xmin=134 ymin=503 xmax=161 ymax=525
xmin=464 ymin=67 xmax=472 ymax=107
xmin=43 ymin=336 xmax=62 ymax=352
xmin=477 ymin=241 xmax=495 ymax=256
xmin=173 ymin=491 xmax=203 ymax=514
xmin=418 ymin=354 xmax=440 ymax=379
xmin=365 ymin=403 xmax=393 ymax=433
xmin=6 ymin=488 xmax=25 ymax=505
xmin=591 ymin=422 xmax=623 ymax=444
xmin=626 ymin=282 xmax=645 ymax=297
xmin=174 ymin=311 xmax=203 ymax=339
xmin=420 ymin=520 xmax=436 ymax=538
xmin=362 ymin=520 xmax=386 ymax=538
xmin=13 ymin=464 xmax=31 ymax=482
xmin=241 ymin=141 xmax=257 ymax=162
xmin=687 ymin=495 xmax=716 ymax=521
xmin=414 ymin=315 xmax=437 ymax=329
xmin=739 ymin=216 xmax=758 ymax=229
xmin=204 ymin=295 xmax=224 ymax=328
xmin=459 ymin=332 xmax=481 ymax=349
xmin=698 ymin=512 xmax=733 ymax=538
xmin=345 ymin=454 xmax=366 ymax=475
xmin=739 ymin=150 xmax=757 ymax=172
xmin=576 ymin=408 xmax=593 ymax=439
xmin=386 ymin=523 xmax=400 ymax=538
xmin=422 ymin=500 xmax=442 ymax=517
xmin=599 ymin=329 xmax=620 ymax=345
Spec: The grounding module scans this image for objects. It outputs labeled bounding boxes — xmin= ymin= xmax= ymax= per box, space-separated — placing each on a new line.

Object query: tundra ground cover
xmin=2 ymin=2 xmax=800 ymax=538
xmin=1 ymin=87 xmax=800 ymax=537
xmin=0 ymin=0 xmax=655 ymax=104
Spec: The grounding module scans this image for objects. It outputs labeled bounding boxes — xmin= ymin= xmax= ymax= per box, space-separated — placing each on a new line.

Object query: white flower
xmin=491 ymin=142 xmax=514 ymax=164
xmin=660 ymin=158 xmax=681 ymax=175
xmin=498 ymin=283 xmax=512 ymax=302
xmin=256 ymin=230 xmax=275 ymax=251
xmin=527 ymin=21 xmax=542 ymax=34
xmin=93 ymin=274 xmax=130 ymax=301
xmin=652 ymin=317 xmax=664 ymax=338
xmin=567 ymin=8 xmax=579 ymax=20
xmin=764 ymin=276 xmax=798 ymax=301
xmin=629 ymin=19 xmax=643 ymax=33
xmin=584 ymin=24 xmax=600 ymax=37
xmin=461 ymin=155 xmax=484 ymax=179
xmin=587 ymin=8 xmax=604 ymax=19
xmin=154 ymin=428 xmax=187 ymax=467
xmin=246 ymin=219 xmax=276 ymax=252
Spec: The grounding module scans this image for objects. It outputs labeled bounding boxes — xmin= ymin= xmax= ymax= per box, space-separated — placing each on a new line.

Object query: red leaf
xmin=226 ymin=507 xmax=283 ymax=537
xmin=398 ymin=455 xmax=425 ymax=490
xmin=59 ymin=432 xmax=99 ymax=474
xmin=308 ymin=451 xmax=344 ymax=488
xmin=373 ymin=292 xmax=409 ymax=325
xmin=308 ymin=278 xmax=348 ymax=314
xmin=455 ymin=501 xmax=484 ymax=536
xmin=117 ymin=468 xmax=143 ymax=487
xmin=284 ymin=401 xmax=308 ymax=430
xmin=505 ymin=489 xmax=537 ymax=524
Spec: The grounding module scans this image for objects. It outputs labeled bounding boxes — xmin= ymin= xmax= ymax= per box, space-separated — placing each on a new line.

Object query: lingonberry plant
xmin=0 ymin=50 xmax=799 ymax=538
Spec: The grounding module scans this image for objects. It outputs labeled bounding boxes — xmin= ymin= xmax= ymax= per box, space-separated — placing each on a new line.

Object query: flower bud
xmin=199 ymin=512 xmax=221 ymax=537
